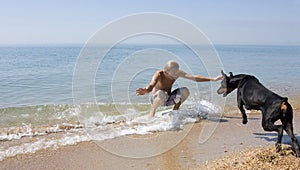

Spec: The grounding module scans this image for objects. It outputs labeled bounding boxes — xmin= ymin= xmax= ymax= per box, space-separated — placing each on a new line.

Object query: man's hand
xmin=136 ymin=88 xmax=147 ymax=96
xmin=213 ymin=75 xmax=223 ymax=81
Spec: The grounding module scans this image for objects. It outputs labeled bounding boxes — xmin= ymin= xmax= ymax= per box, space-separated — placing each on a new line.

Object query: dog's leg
xmin=262 ymin=117 xmax=283 ymax=152
xmin=284 ymin=122 xmax=300 ymax=157
xmin=238 ymin=103 xmax=248 ymax=124
xmin=281 ymin=103 xmax=300 ymax=157
xmin=276 ymin=125 xmax=284 ymax=153
xmin=237 ymin=91 xmax=247 ymax=124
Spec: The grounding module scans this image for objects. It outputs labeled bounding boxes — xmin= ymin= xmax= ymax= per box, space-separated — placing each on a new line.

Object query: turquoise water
xmin=218 ymin=45 xmax=300 ymax=92
xmin=1 ymin=44 xmax=300 ymax=128
xmin=1 ymin=45 xmax=299 ymax=108
xmin=0 ymin=46 xmax=78 ymax=107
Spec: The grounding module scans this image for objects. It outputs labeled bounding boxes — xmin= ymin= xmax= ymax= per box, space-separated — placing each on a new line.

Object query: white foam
xmin=0 ymin=133 xmax=90 ymax=161
xmin=0 ymin=123 xmax=84 ymax=141
xmin=86 ymin=100 xmax=217 ymax=141
xmin=0 ymin=100 xmax=219 ymax=161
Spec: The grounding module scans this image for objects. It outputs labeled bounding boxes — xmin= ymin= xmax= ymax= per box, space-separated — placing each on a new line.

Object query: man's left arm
xmin=179 ymin=70 xmax=223 ymax=82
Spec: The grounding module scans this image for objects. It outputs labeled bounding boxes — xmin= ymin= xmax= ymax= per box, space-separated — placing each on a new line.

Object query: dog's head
xmin=217 ymin=70 xmax=238 ymax=97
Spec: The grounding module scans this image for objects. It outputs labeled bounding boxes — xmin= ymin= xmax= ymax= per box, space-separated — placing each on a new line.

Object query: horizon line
xmin=0 ymin=42 xmax=300 ymax=47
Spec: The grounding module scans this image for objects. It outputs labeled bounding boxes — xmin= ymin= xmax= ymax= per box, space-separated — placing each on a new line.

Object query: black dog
xmin=217 ymin=71 xmax=300 ymax=157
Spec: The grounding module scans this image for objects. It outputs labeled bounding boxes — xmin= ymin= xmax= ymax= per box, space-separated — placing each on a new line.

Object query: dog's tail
xmin=281 ymin=97 xmax=293 ymax=120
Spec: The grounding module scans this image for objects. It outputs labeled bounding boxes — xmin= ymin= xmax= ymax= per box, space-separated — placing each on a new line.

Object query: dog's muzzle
xmin=217 ymin=88 xmax=228 ymax=97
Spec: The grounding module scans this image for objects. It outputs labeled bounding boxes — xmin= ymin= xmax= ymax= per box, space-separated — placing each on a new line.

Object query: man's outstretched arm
xmin=179 ymin=71 xmax=223 ymax=82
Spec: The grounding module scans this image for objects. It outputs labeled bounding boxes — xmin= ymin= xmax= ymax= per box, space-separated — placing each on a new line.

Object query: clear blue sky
xmin=1 ymin=0 xmax=300 ymax=45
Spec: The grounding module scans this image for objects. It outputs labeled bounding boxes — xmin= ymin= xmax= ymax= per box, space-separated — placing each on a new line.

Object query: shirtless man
xmin=136 ymin=60 xmax=223 ymax=118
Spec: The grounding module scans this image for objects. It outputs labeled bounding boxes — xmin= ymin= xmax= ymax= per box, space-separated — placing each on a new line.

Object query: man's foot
xmin=173 ymin=101 xmax=181 ymax=110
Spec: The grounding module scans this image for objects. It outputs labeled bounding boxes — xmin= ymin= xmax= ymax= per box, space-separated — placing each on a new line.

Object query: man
xmin=136 ymin=60 xmax=223 ymax=118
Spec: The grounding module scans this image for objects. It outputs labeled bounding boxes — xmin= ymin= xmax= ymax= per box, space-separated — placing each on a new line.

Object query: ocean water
xmin=0 ymin=44 xmax=300 ymax=160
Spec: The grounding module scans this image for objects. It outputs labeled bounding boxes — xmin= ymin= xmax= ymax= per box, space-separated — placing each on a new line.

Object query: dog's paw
xmin=242 ymin=119 xmax=248 ymax=124
xmin=275 ymin=143 xmax=281 ymax=152
xmin=293 ymin=148 xmax=300 ymax=157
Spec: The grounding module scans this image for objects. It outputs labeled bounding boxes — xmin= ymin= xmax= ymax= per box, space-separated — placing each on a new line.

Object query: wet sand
xmin=0 ymin=109 xmax=300 ymax=170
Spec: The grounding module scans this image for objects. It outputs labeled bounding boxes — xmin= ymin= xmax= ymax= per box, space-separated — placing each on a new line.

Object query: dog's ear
xmin=229 ymin=72 xmax=233 ymax=78
xmin=221 ymin=70 xmax=227 ymax=77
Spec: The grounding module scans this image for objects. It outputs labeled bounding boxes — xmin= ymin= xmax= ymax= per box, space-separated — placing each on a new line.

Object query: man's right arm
xmin=136 ymin=71 xmax=160 ymax=96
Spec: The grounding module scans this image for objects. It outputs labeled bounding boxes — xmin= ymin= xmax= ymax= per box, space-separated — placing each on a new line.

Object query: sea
xmin=0 ymin=44 xmax=300 ymax=160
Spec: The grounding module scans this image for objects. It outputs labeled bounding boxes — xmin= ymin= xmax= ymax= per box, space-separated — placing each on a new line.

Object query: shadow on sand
xmin=224 ymin=116 xmax=260 ymax=121
xmin=207 ymin=115 xmax=260 ymax=123
xmin=254 ymin=132 xmax=300 ymax=145
xmin=207 ymin=117 xmax=229 ymax=123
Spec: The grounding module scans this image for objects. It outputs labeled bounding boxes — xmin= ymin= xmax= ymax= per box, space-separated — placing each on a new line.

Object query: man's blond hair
xmin=164 ymin=60 xmax=179 ymax=71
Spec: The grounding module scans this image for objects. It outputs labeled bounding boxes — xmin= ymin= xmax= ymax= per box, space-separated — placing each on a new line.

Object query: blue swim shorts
xmin=150 ymin=87 xmax=187 ymax=106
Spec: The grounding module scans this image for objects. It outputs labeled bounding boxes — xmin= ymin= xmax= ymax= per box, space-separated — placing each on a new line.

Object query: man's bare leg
xmin=172 ymin=87 xmax=190 ymax=110
xmin=149 ymin=90 xmax=167 ymax=118
xmin=173 ymin=101 xmax=181 ymax=110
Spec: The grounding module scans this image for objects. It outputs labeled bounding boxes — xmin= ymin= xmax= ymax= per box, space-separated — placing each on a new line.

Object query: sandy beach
xmin=1 ymin=106 xmax=300 ymax=170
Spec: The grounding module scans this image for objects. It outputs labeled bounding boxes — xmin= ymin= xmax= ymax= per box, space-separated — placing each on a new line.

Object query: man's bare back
xmin=150 ymin=70 xmax=176 ymax=94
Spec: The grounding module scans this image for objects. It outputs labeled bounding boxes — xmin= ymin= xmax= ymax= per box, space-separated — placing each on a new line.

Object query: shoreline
xmin=1 ymin=92 xmax=300 ymax=170
xmin=2 ymin=110 xmax=300 ymax=169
